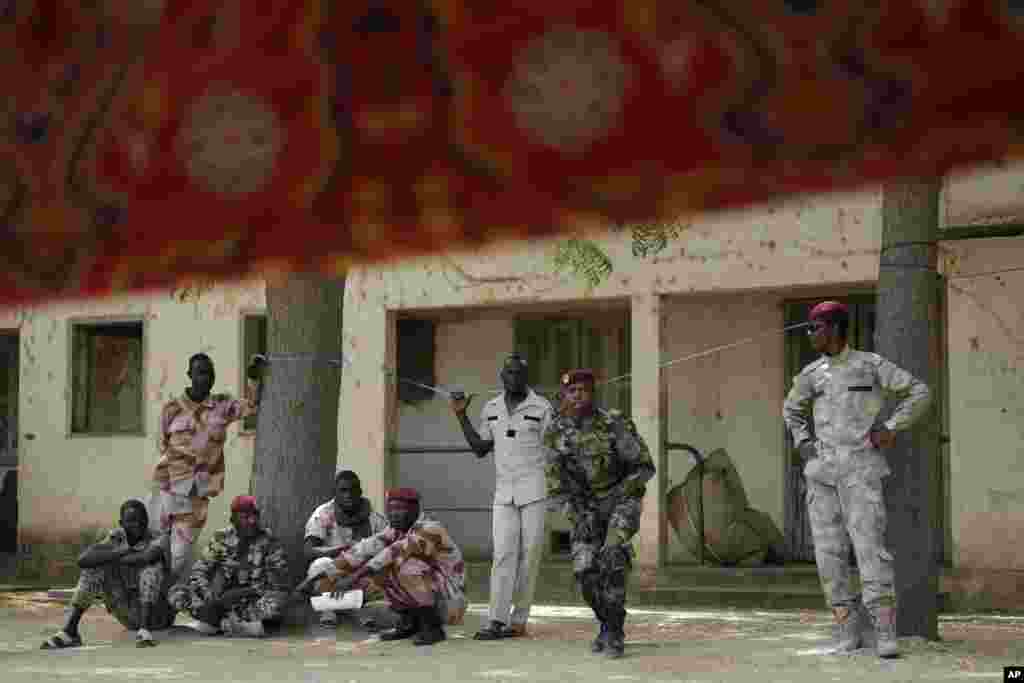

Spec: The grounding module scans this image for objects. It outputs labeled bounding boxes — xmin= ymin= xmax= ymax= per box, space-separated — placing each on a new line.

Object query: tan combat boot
xmin=832 ymin=605 xmax=862 ymax=653
xmin=872 ymin=606 xmax=900 ymax=658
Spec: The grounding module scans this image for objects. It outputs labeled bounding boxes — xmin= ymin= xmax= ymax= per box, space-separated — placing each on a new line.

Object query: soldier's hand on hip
xmin=450 ymin=392 xmax=474 ymax=415
xmin=870 ymin=428 xmax=896 ymax=450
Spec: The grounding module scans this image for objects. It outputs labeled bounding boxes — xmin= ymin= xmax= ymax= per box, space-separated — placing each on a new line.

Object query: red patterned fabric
xmin=4 ymin=1 xmax=1024 ymax=309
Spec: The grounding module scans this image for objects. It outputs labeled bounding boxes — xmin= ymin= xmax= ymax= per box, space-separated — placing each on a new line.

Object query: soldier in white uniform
xmin=451 ymin=353 xmax=553 ymax=640
xmin=784 ymin=301 xmax=931 ymax=658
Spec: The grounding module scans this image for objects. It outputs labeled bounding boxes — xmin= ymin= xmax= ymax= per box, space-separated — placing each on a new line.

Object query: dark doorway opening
xmin=0 ymin=332 xmax=19 ymax=555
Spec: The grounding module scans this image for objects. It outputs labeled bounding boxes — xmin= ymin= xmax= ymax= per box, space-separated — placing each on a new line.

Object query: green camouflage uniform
xmin=71 ymin=527 xmax=175 ymax=630
xmin=783 ymin=346 xmax=931 ymax=614
xmin=168 ymin=525 xmax=289 ymax=627
xmin=543 ymin=408 xmax=655 ymax=636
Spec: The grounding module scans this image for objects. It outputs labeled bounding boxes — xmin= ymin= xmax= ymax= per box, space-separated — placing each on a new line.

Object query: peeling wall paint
xmin=942 ymin=161 xmax=1024 ymax=227
xmin=945 ymin=237 xmax=1024 ymax=570
xmin=13 ymin=281 xmax=265 ymax=563
xmin=340 ymin=188 xmax=884 ymax=315
xmin=661 ymin=294 xmax=788 ymax=563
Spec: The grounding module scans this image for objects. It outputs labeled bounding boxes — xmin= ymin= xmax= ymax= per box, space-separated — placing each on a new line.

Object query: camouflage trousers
xmin=72 ymin=564 xmax=175 ymax=630
xmin=165 ymin=496 xmax=210 ymax=581
xmin=571 ymin=495 xmax=642 ymax=631
xmin=168 ymin=572 xmax=286 ymax=626
xmin=806 ymin=475 xmax=895 ymax=611
xmin=312 ymin=557 xmax=466 ymax=626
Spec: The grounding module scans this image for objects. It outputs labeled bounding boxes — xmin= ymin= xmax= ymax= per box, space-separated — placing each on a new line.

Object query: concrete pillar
xmin=339 ymin=296 xmax=397 ymax=513
xmin=631 ymin=293 xmax=667 ymax=567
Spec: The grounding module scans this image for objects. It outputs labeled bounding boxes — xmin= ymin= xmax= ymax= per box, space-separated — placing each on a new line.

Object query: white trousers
xmin=489 ymin=499 xmax=547 ymax=626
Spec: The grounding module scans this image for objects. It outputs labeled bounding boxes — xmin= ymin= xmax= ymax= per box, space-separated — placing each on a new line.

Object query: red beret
xmin=385 ymin=488 xmax=420 ymax=504
xmin=561 ymin=368 xmax=596 ymax=386
xmin=809 ymin=301 xmax=849 ymax=320
xmin=230 ymin=495 xmax=258 ymax=514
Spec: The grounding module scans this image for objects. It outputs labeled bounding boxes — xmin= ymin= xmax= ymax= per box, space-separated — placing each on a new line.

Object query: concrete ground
xmin=1 ymin=591 xmax=1021 ymax=683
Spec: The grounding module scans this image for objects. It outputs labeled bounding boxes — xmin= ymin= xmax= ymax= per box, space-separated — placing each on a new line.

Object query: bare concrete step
xmin=11 ymin=563 xmax=947 ymax=613
xmin=464 ymin=561 xmax=834 ymax=611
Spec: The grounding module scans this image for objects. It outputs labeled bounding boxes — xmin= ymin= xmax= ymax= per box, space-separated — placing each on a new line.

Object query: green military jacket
xmin=543 ymin=407 xmax=655 ymax=521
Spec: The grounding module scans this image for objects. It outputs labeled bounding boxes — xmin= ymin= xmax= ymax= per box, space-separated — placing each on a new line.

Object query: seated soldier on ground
xmin=42 ymin=500 xmax=174 ymax=650
xmin=299 ymin=488 xmax=466 ymax=646
xmin=303 ymin=470 xmax=388 ymax=628
xmin=168 ymin=495 xmax=289 ymax=638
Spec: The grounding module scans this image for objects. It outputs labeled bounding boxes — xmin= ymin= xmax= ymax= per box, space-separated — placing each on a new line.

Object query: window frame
xmin=66 ymin=316 xmax=147 ymax=438
xmin=238 ymin=309 xmax=268 ymax=435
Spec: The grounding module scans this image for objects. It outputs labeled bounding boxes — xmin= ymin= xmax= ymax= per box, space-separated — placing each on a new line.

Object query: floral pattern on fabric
xmin=3 ymin=1 xmax=1024 ymax=308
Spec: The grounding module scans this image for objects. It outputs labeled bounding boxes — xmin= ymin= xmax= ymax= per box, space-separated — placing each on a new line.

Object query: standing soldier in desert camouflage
xmin=784 ymin=301 xmax=931 ymax=658
xmin=152 ymin=353 xmax=267 ymax=580
xmin=544 ymin=369 xmax=655 ymax=659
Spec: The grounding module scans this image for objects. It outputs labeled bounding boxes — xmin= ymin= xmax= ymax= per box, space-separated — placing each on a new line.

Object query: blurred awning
xmin=3 ymin=0 xmax=1024 ymax=308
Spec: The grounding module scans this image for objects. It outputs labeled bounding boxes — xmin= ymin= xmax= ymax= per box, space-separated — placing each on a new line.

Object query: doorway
xmin=0 ymin=332 xmax=18 ymax=554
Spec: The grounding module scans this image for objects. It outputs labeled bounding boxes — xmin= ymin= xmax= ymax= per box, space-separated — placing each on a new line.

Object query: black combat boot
xmin=590 ymin=621 xmax=609 ymax=653
xmin=380 ymin=610 xmax=419 ymax=641
xmin=604 ymin=608 xmax=626 ymax=659
xmin=412 ymin=606 xmax=446 ymax=646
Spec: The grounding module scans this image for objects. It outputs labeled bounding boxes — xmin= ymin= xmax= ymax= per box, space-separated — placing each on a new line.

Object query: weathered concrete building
xmin=1 ymin=165 xmax=1021 ymax=608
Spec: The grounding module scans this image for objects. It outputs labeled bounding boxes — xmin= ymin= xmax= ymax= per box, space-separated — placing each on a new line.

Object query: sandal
xmin=41 ymin=631 xmax=83 ymax=650
xmin=136 ymin=628 xmax=157 ymax=648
